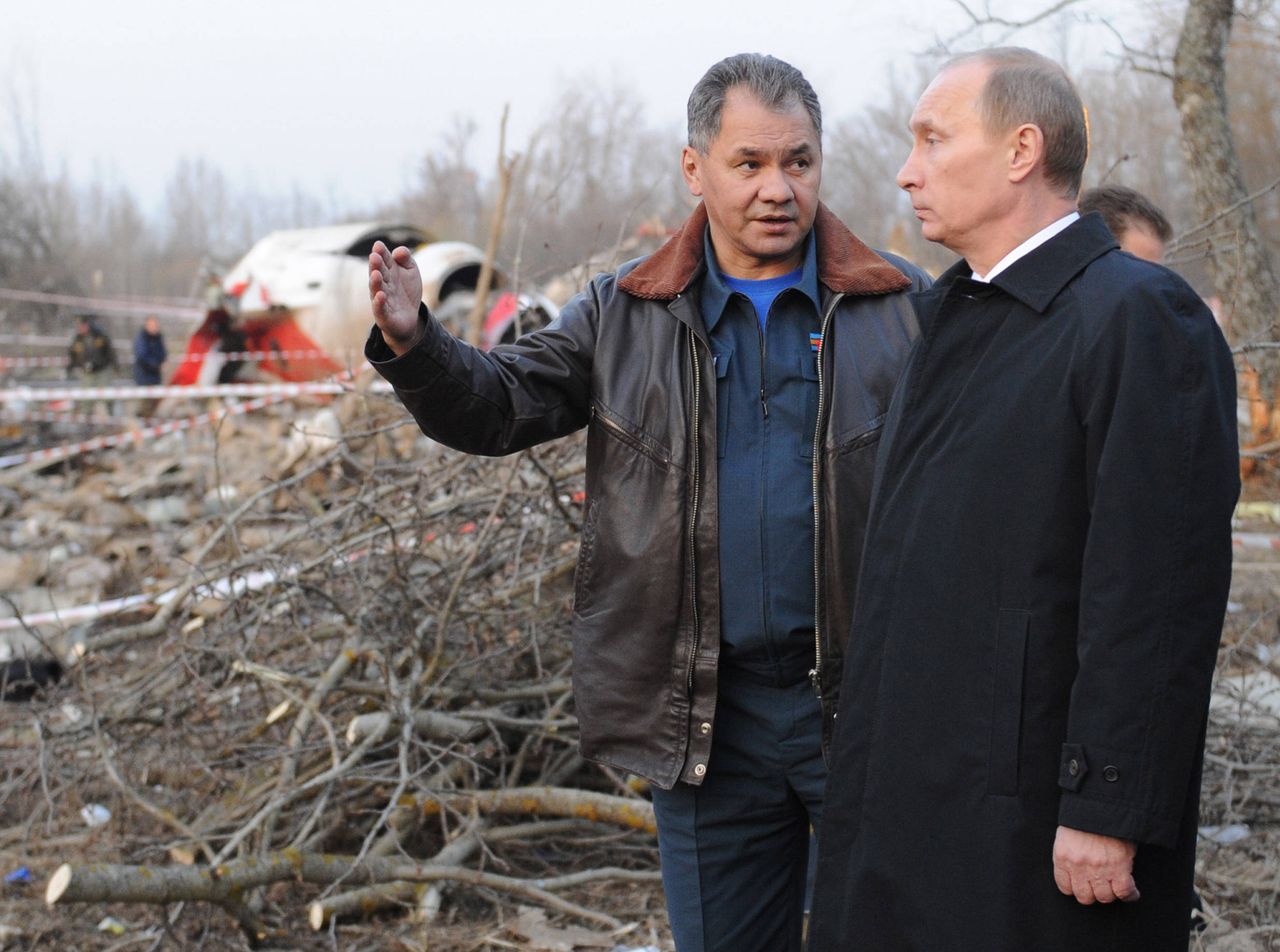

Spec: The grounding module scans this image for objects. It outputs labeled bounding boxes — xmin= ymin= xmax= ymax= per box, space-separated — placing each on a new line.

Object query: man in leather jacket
xmin=367 ymin=53 xmax=929 ymax=952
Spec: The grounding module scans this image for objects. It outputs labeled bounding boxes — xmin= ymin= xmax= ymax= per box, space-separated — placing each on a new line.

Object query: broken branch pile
xmin=0 ymin=387 xmax=664 ymax=949
xmin=2 ymin=383 xmax=1280 ymax=950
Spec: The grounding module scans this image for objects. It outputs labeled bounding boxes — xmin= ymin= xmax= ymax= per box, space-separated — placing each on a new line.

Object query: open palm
xmin=368 ymin=240 xmax=424 ymax=353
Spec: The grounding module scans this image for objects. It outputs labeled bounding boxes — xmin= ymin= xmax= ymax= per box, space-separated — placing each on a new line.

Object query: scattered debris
xmin=1200 ymin=824 xmax=1252 ymax=846
xmin=78 ymin=805 xmax=111 ymax=828
xmin=0 ymin=385 xmax=666 ymax=949
xmin=0 ymin=370 xmax=1277 ymax=949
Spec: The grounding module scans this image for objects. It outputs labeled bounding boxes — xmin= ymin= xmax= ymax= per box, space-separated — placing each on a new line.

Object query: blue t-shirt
xmin=723 ymin=267 xmax=805 ymax=330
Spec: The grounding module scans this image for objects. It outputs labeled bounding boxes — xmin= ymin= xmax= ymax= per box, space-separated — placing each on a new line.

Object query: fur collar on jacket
xmin=618 ymin=202 xmax=911 ymax=301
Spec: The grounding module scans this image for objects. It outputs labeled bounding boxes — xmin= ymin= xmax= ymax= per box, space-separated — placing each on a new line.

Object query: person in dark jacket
xmin=132 ymin=316 xmax=167 ymax=386
xmin=367 ymin=53 xmax=929 ymax=952
xmin=808 ymin=48 xmax=1239 ymax=952
xmin=67 ymin=315 xmax=116 ymax=377
xmin=67 ymin=314 xmax=119 ymax=416
xmin=131 ymin=316 xmax=168 ymax=418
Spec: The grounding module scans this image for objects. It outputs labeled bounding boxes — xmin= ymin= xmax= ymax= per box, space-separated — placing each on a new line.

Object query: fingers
xmin=1058 ymin=866 xmax=1096 ymax=905
xmin=1113 ymin=875 xmax=1141 ymax=903
xmin=1052 ymin=826 xmax=1139 ymax=907
xmin=1054 ymin=865 xmax=1131 ymax=905
xmin=1089 ymin=878 xmax=1115 ymax=904
xmin=1053 ymin=865 xmax=1073 ymax=898
xmin=368 ymin=265 xmax=387 ymax=319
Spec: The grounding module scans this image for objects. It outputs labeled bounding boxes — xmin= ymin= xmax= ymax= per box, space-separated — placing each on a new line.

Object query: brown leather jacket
xmin=366 ymin=203 xmax=929 ymax=788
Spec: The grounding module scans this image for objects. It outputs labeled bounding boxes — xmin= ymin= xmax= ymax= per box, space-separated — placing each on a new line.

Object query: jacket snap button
xmin=1068 ymin=758 xmax=1080 ymax=777
xmin=699 ymin=722 xmax=711 ymax=734
xmin=1103 ymin=765 xmax=1120 ymax=782
xmin=693 ymin=763 xmax=706 ymax=777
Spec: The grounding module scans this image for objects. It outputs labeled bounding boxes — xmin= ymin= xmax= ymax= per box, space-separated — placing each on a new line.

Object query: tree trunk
xmin=1173 ymin=0 xmax=1280 ymax=404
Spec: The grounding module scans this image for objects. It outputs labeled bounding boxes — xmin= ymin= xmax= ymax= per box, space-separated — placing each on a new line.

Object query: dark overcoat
xmin=808 ymin=214 xmax=1240 ymax=951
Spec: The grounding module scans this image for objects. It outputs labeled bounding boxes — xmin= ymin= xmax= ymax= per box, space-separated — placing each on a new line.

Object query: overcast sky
xmin=3 ymin=0 xmax=1156 ymax=216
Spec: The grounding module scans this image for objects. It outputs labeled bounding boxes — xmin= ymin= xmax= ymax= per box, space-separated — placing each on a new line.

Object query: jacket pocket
xmin=986 ymin=609 xmax=1030 ymax=797
xmin=800 ymin=354 xmax=819 ymax=460
xmin=574 ymin=405 xmax=676 ymax=615
xmin=713 ymin=347 xmax=731 ymax=459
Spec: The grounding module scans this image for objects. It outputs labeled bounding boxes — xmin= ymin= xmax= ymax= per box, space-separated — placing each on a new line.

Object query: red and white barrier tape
xmin=0 ymin=516 xmax=514 ymax=634
xmin=0 ymin=408 xmax=165 ymax=427
xmin=0 ymin=348 xmax=363 ymax=370
xmin=0 ymin=394 xmax=286 ymax=469
xmin=1233 ymin=533 xmax=1280 ymax=551
xmin=1 ymin=380 xmax=392 ymax=403
xmin=0 ymin=287 xmax=202 ymax=319
xmin=0 ymin=565 xmax=285 ymax=634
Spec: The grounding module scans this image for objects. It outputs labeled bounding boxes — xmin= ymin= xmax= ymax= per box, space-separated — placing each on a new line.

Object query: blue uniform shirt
xmin=701 ymin=230 xmax=823 ymax=684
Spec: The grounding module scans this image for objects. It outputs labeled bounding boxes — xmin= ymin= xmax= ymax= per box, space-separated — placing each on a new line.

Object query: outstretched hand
xmin=1052 ymin=826 xmax=1140 ymax=905
xmin=369 ymin=240 xmax=424 ymax=356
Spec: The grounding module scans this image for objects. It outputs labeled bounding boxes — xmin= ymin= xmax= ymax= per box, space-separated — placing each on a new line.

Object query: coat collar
xmin=618 ymin=202 xmax=911 ymax=301
xmin=932 ymin=213 xmax=1119 ymax=314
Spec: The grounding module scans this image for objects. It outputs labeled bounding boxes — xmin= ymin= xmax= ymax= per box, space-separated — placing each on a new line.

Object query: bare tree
xmin=1174 ymin=0 xmax=1280 ymax=385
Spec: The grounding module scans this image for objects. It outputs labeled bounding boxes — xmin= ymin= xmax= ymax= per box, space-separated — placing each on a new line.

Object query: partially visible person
xmin=132 ymin=316 xmax=168 ymax=418
xmin=809 ymin=47 xmax=1238 ymax=952
xmin=67 ymin=314 xmax=119 ymax=416
xmin=213 ymin=310 xmax=248 ymax=384
xmin=1078 ymin=183 xmax=1172 ymax=263
xmin=67 ymin=315 xmax=116 ymax=380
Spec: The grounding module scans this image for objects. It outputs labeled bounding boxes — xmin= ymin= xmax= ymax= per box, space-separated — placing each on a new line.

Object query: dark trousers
xmin=650 ymin=668 xmax=826 ymax=952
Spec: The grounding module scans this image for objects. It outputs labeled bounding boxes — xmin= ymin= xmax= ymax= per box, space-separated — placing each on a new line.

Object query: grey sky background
xmin=3 ymin=0 xmax=1158 ymax=216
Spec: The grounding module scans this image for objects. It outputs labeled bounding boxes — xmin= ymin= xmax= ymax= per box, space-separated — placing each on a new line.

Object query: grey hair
xmin=945 ymin=47 xmax=1089 ymax=199
xmin=687 ymin=53 xmax=822 ymax=154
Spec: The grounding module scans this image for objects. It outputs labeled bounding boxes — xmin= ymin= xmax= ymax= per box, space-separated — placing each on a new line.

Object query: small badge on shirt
xmin=809 ymin=333 xmax=823 ymax=354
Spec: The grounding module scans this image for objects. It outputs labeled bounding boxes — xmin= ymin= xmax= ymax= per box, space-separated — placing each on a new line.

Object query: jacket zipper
xmin=757 ymin=317 xmax=769 ymax=418
xmin=809 ymin=292 xmax=843 ymax=699
xmin=685 ymin=325 xmax=703 ymax=697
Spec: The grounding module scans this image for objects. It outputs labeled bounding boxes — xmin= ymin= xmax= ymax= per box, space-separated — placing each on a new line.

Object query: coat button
xmin=699 ymin=722 xmax=711 ymax=735
xmin=1103 ymin=765 xmax=1120 ymax=782
xmin=693 ymin=763 xmax=706 ymax=777
xmin=1068 ymin=758 xmax=1080 ymax=777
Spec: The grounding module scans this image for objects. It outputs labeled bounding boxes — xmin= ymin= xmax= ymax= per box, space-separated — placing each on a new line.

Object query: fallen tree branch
xmin=308 ymin=818 xmax=584 ymax=929
xmin=410 ymin=785 xmax=656 ymax=833
xmin=47 ymin=852 xmax=649 ymax=929
xmin=344 ymin=708 xmax=486 ymax=746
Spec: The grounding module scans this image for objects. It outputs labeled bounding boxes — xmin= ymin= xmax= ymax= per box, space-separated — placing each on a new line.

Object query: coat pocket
xmin=986 ymin=609 xmax=1030 ymax=797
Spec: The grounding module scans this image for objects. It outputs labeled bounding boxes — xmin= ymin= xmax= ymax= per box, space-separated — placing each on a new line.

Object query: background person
xmin=67 ymin=313 xmax=119 ymax=417
xmin=1078 ymin=182 xmax=1173 ymax=263
xmin=132 ymin=315 xmax=167 ymax=418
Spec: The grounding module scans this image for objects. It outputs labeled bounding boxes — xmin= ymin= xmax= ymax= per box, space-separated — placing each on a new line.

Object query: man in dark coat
xmin=808 ymin=48 xmax=1239 ymax=951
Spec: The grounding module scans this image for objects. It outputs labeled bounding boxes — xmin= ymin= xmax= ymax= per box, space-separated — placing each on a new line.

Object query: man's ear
xmin=681 ymin=145 xmax=704 ymax=197
xmin=1008 ymin=123 xmax=1044 ymax=185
